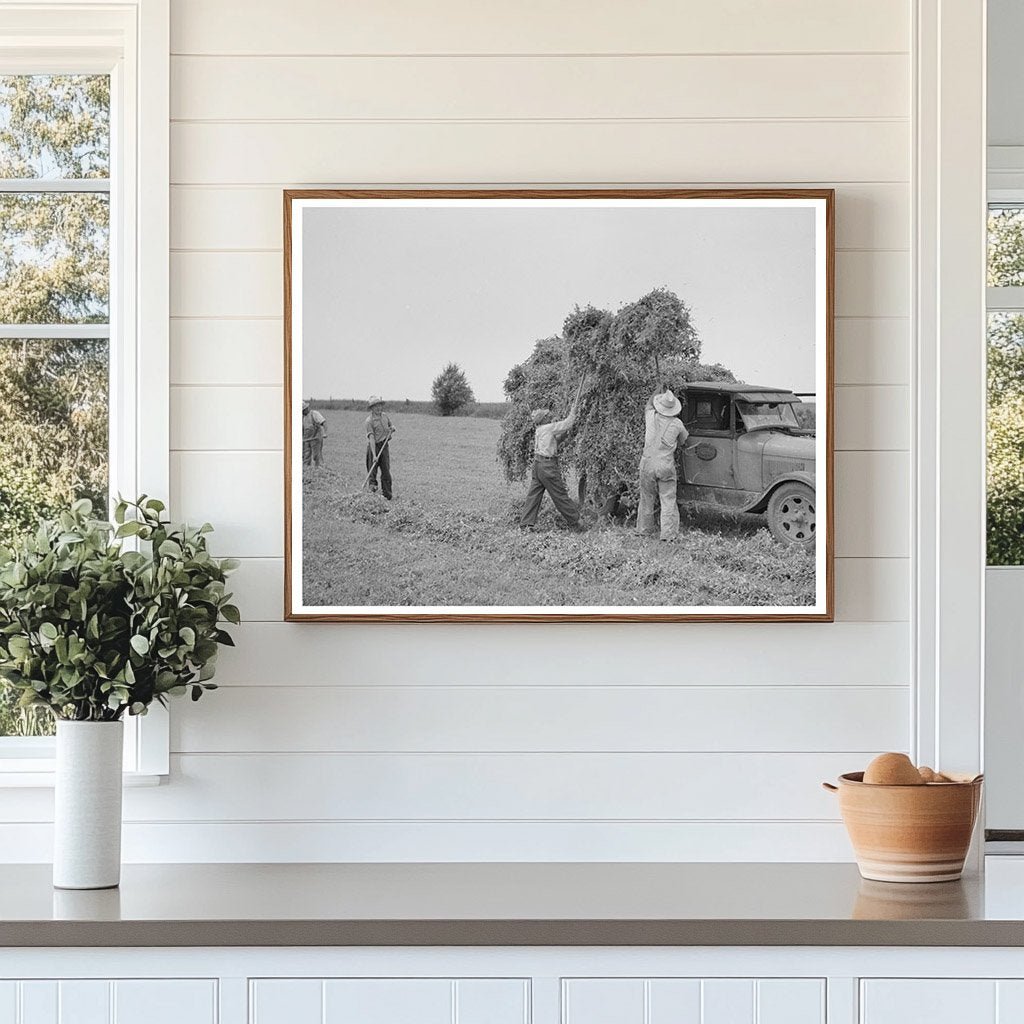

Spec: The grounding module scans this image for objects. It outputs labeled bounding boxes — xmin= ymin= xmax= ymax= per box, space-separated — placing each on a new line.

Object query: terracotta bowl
xmin=823 ymin=772 xmax=983 ymax=883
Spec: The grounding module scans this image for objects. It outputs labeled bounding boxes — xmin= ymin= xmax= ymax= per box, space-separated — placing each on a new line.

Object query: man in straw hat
xmin=637 ymin=386 xmax=688 ymax=542
xmin=519 ymin=379 xmax=587 ymax=532
xmin=364 ymin=396 xmax=396 ymax=499
xmin=301 ymin=399 xmax=327 ymax=468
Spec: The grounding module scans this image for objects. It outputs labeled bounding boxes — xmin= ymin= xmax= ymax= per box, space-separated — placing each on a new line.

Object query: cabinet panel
xmin=702 ymin=980 xmax=754 ymax=1024
xmin=564 ymin=978 xmax=825 ymax=1024
xmin=323 ymin=980 xmax=451 ymax=1024
xmin=18 ymin=983 xmax=56 ymax=1024
xmin=0 ymin=981 xmax=216 ymax=1024
xmin=0 ymin=983 xmax=16 ymax=1024
xmin=648 ymin=980 xmax=701 ymax=1023
xmin=58 ymin=982 xmax=109 ymax=1024
xmin=250 ymin=980 xmax=322 ymax=1024
xmin=757 ymin=980 xmax=825 ymax=1024
xmin=997 ymin=981 xmax=1024 ymax=1020
xmin=251 ymin=979 xmax=528 ymax=1024
xmin=455 ymin=980 xmax=529 ymax=1024
xmin=861 ymin=980 xmax=996 ymax=1023
xmin=113 ymin=981 xmax=217 ymax=1024
xmin=563 ymin=980 xmax=645 ymax=1024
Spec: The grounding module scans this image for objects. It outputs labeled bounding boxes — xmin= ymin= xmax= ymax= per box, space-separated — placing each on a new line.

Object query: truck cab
xmin=677 ymin=382 xmax=817 ymax=548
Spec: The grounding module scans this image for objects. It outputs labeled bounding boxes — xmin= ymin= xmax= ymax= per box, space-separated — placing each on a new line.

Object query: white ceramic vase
xmin=53 ymin=720 xmax=124 ymax=890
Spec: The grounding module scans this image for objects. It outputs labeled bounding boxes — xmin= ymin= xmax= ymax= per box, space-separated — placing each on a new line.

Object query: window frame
xmin=0 ymin=0 xmax=169 ymax=782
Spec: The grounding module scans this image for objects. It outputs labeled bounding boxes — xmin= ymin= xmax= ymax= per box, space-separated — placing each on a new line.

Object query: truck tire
xmin=767 ymin=482 xmax=816 ymax=548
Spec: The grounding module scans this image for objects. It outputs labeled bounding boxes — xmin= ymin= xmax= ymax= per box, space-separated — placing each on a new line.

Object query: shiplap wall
xmin=4 ymin=0 xmax=916 ymax=861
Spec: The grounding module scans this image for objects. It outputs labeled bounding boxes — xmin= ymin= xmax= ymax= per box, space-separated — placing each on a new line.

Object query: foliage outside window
xmin=987 ymin=208 xmax=1024 ymax=565
xmin=0 ymin=75 xmax=110 ymax=736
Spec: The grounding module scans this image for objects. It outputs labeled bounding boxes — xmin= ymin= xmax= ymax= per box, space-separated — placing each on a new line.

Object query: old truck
xmin=676 ymin=382 xmax=817 ymax=548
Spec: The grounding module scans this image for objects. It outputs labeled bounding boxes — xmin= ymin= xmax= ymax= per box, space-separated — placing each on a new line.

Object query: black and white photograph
xmin=285 ymin=190 xmax=833 ymax=621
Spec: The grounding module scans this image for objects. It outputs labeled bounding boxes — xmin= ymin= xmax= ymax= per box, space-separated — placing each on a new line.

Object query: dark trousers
xmin=366 ymin=442 xmax=392 ymax=499
xmin=520 ymin=456 xmax=580 ymax=527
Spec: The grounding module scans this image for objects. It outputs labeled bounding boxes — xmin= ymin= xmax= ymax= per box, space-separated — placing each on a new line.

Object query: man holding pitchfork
xmin=364 ymin=396 xmax=396 ymax=499
xmin=519 ymin=376 xmax=588 ymax=532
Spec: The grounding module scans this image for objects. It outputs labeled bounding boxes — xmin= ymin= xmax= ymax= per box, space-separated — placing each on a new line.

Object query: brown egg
xmin=863 ymin=752 xmax=925 ymax=786
xmin=918 ymin=766 xmax=938 ymax=783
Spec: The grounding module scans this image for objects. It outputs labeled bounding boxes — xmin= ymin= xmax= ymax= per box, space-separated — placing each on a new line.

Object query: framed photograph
xmin=284 ymin=189 xmax=833 ymax=622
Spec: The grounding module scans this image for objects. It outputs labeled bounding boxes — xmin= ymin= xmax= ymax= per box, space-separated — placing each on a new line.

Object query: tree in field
xmin=498 ymin=288 xmax=734 ymax=504
xmin=431 ymin=362 xmax=475 ymax=416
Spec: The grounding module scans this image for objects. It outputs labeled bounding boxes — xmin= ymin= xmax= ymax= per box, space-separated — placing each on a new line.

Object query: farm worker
xmin=365 ymin=395 xmax=395 ymax=499
xmin=519 ymin=382 xmax=586 ymax=532
xmin=637 ymin=387 xmax=688 ymax=542
xmin=301 ymin=399 xmax=327 ymax=468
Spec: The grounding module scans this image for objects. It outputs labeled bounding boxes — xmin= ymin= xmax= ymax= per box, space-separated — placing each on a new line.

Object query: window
xmin=735 ymin=401 xmax=800 ymax=432
xmin=0 ymin=75 xmax=111 ymax=738
xmin=986 ymin=205 xmax=1024 ymax=565
xmin=0 ymin=4 xmax=169 ymax=777
xmin=689 ymin=396 xmax=730 ymax=433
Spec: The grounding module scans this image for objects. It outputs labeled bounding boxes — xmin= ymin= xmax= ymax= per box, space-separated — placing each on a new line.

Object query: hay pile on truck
xmin=497 ymin=288 xmax=736 ymax=511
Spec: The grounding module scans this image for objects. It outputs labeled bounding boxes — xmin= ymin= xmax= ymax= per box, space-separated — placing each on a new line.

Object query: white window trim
xmin=914 ymin=0 xmax=987 ymax=810
xmin=0 ymin=0 xmax=169 ymax=782
xmin=982 ymin=183 xmax=1024 ymax=840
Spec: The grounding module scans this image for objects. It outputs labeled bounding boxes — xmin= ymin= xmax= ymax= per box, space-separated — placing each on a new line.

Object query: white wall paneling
xmin=170 ymin=386 xmax=282 ymax=450
xmin=834 ymin=319 xmax=910 ymax=387
xmin=169 ymin=451 xmax=282 ymax=557
xmin=169 ymin=0 xmax=909 ymax=55
xmin=170 ymin=183 xmax=910 ymax=251
xmin=116 ymin=751 xmax=867 ymax=822
xmin=210 ymin=621 xmax=910 ymax=686
xmin=0 ymin=0 xmax=918 ymax=862
xmin=170 ymin=122 xmax=908 ymax=186
xmin=169 ymin=319 xmax=282 ymax=385
xmin=1 ymin=819 xmax=856 ymax=863
xmin=171 ymin=54 xmax=909 ymax=121
xmin=170 ymin=684 xmax=910 ymax=754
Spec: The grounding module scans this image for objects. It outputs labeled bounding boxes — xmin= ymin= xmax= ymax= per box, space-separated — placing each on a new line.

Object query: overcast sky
xmin=301 ymin=203 xmax=817 ymax=403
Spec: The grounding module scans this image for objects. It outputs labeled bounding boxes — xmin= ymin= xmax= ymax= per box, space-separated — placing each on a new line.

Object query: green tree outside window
xmin=0 ymin=75 xmax=110 ymax=736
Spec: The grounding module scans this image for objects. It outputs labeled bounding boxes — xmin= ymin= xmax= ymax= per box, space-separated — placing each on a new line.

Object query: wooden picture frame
xmin=284 ymin=189 xmax=834 ymax=622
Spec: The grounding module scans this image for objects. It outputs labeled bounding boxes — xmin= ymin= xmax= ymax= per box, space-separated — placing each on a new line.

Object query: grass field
xmin=301 ymin=409 xmax=815 ymax=609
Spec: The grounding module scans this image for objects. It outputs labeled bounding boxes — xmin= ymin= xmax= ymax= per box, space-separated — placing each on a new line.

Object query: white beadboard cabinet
xmin=0 ymin=979 xmax=217 ymax=1024
xmin=861 ymin=980 xmax=1024 ymax=1023
xmin=561 ymin=978 xmax=825 ymax=1024
xmin=5 ymin=949 xmax=1024 ymax=1024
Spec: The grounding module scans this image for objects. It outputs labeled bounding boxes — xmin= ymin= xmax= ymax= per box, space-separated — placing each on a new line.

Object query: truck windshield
xmin=736 ymin=400 xmax=800 ymax=431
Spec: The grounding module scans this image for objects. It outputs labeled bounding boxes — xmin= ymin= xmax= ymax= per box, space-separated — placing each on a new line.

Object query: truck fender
xmin=744 ymin=472 xmax=816 ymax=515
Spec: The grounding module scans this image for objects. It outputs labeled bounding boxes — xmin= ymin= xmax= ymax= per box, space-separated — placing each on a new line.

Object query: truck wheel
xmin=767 ymin=482 xmax=816 ymax=548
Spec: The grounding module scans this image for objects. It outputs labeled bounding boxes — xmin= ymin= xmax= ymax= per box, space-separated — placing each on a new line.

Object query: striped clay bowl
xmin=823 ymin=772 xmax=983 ymax=883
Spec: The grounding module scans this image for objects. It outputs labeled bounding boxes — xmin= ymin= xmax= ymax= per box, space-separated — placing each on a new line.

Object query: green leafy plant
xmin=0 ymin=496 xmax=239 ymax=722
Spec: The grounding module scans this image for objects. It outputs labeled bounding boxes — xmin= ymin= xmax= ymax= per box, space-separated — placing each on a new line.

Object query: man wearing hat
xmin=637 ymin=386 xmax=688 ymax=541
xmin=301 ymin=399 xmax=327 ymax=468
xmin=364 ymin=396 xmax=395 ymax=499
xmin=519 ymin=381 xmax=586 ymax=531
